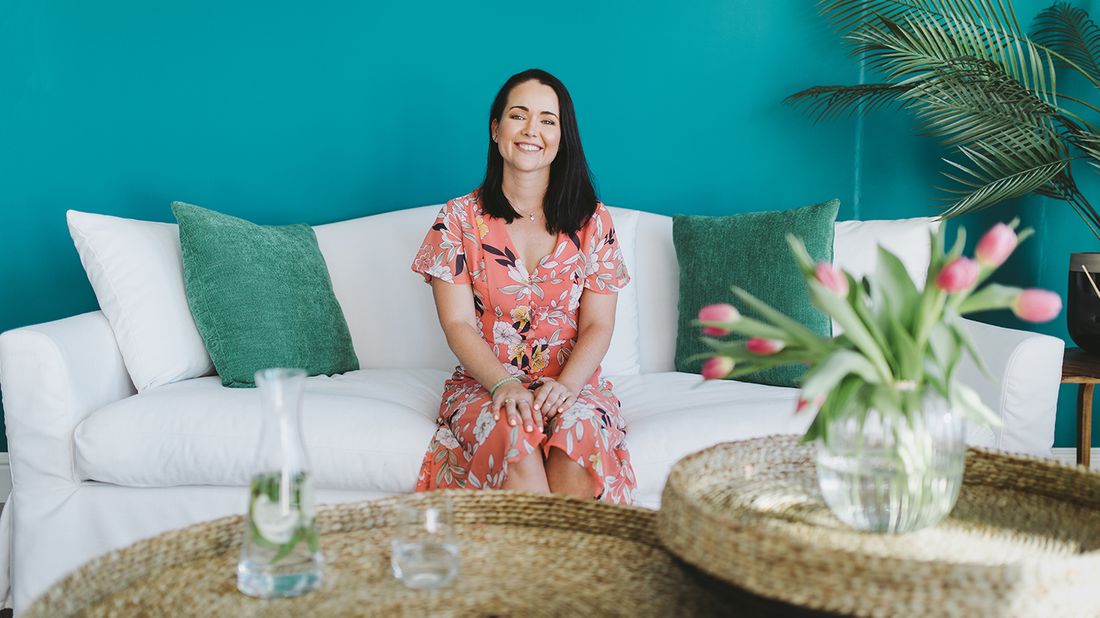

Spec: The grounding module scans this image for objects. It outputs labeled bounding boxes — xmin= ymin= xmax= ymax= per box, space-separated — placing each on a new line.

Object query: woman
xmin=410 ymin=68 xmax=636 ymax=504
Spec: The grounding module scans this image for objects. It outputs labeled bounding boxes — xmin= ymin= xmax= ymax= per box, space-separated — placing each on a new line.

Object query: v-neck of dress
xmin=496 ymin=216 xmax=562 ymax=279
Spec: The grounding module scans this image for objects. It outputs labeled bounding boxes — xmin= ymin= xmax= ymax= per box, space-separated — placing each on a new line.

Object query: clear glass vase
xmin=237 ymin=368 xmax=323 ymax=598
xmin=815 ymin=395 xmax=966 ymax=534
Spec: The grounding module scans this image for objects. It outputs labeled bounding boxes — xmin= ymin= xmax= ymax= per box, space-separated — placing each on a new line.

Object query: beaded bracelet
xmin=489 ymin=376 xmax=521 ymax=398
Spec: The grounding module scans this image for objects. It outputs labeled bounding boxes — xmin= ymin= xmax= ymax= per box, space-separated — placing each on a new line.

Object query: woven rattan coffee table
xmin=26 ymin=491 xmax=751 ymax=617
xmin=658 ymin=435 xmax=1100 ymax=618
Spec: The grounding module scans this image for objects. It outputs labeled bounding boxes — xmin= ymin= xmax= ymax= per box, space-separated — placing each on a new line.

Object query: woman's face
xmin=491 ymin=79 xmax=561 ymax=175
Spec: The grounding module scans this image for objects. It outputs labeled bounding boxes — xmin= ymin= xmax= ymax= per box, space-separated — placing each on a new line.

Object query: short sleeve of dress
xmin=411 ymin=198 xmax=473 ymax=285
xmin=580 ymin=204 xmax=631 ymax=294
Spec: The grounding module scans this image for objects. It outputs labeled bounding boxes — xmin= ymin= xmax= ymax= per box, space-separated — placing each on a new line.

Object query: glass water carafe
xmin=237 ymin=368 xmax=323 ymax=598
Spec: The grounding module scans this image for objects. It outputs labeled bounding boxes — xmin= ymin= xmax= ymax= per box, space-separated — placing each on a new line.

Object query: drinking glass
xmin=390 ymin=495 xmax=460 ymax=590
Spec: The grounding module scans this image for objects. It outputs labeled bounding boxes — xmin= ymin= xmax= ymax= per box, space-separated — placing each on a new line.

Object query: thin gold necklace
xmin=503 ymin=190 xmax=539 ymax=221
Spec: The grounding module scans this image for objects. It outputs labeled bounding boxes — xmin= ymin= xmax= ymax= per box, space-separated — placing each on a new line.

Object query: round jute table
xmin=26 ymin=491 xmax=748 ymax=617
xmin=658 ymin=435 xmax=1100 ymax=618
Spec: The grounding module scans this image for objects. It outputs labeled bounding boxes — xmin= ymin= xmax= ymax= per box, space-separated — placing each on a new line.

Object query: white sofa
xmin=0 ymin=204 xmax=1065 ymax=612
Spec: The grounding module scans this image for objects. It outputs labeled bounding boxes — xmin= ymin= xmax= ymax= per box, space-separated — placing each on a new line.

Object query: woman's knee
xmin=545 ymin=448 xmax=595 ymax=497
xmin=502 ymin=449 xmax=549 ymax=492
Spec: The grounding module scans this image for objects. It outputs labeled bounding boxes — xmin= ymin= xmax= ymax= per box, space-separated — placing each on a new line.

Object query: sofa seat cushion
xmin=612 ymin=372 xmax=811 ymax=503
xmin=74 ymin=369 xmax=451 ymax=492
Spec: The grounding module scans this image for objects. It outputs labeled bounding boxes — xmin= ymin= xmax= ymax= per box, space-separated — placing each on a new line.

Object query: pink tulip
xmin=698 ymin=303 xmax=740 ymax=337
xmin=975 ymin=223 xmax=1017 ymax=267
xmin=1012 ymin=289 xmax=1062 ymax=322
xmin=746 ymin=337 xmax=785 ymax=355
xmin=936 ymin=257 xmax=979 ymax=292
xmin=814 ymin=262 xmax=848 ymax=296
xmin=701 ymin=356 xmax=735 ymax=380
xmin=795 ymin=394 xmax=825 ymax=414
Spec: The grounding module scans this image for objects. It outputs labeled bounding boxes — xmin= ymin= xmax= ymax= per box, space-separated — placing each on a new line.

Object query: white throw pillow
xmin=834 ymin=217 xmax=940 ymax=287
xmin=602 ymin=208 xmax=642 ymax=377
xmin=67 ymin=210 xmax=214 ymax=392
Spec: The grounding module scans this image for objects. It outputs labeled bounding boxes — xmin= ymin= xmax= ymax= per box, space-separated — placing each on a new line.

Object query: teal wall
xmin=0 ymin=0 xmax=1089 ymax=452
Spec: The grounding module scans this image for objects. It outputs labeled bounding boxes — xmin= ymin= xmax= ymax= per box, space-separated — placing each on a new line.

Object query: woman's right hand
xmin=492 ymin=381 xmax=540 ymax=433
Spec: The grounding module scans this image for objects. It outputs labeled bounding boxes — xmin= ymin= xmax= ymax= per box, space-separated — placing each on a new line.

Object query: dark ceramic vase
xmin=1069 ymin=253 xmax=1100 ymax=354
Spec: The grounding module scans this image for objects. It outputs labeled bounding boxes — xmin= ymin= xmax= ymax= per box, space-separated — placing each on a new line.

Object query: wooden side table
xmin=1062 ymin=347 xmax=1100 ymax=467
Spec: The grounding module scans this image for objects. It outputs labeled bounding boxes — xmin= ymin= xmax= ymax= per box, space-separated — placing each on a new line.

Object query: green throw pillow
xmin=173 ymin=201 xmax=359 ymax=387
xmin=673 ymin=199 xmax=839 ymax=387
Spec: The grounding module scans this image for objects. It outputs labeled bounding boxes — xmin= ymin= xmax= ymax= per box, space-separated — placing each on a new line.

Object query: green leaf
xmin=1033 ymin=2 xmax=1100 ymax=86
xmin=693 ymin=317 xmax=789 ymax=340
xmin=272 ymin=528 xmax=305 ymax=564
xmin=800 ymin=350 xmax=882 ymax=401
xmin=784 ymin=83 xmax=913 ymax=122
xmin=867 ymin=384 xmax=904 ymax=418
xmin=806 ymin=280 xmax=893 ymax=380
xmin=958 ymin=282 xmax=1021 ymax=314
xmin=928 ymin=321 xmax=961 ymax=384
xmin=946 ymin=225 xmax=967 ymax=262
xmin=873 ymin=246 xmax=920 ymax=328
xmin=305 ymin=527 xmax=320 ymax=554
xmin=731 ymin=287 xmax=830 ymax=351
xmin=928 ymin=222 xmax=947 ymax=282
xmin=802 ymin=412 xmax=826 ymax=444
xmin=849 ymin=278 xmax=895 ymax=367
xmin=785 ymin=233 xmax=817 ymax=275
xmin=940 ymin=153 xmax=1067 ymax=219
xmin=948 ymin=314 xmax=992 ymax=378
xmin=951 ymin=382 xmax=1003 ymax=427
xmin=812 ymin=377 xmax=865 ymax=443
xmin=885 ymin=313 xmax=921 ymax=379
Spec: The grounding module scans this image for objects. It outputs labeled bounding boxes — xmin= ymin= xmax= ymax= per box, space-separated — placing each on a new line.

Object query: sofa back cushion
xmin=67 ymin=210 xmax=215 ymax=392
xmin=313 ymin=204 xmax=643 ymax=376
xmin=633 ymin=213 xmax=936 ymax=373
xmin=834 ymin=217 xmax=939 ymax=285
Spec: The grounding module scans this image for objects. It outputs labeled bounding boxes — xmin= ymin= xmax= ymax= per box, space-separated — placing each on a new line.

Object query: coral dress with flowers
xmin=410 ymin=190 xmax=637 ymax=504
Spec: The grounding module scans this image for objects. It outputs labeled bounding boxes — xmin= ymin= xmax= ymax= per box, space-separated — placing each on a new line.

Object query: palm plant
xmin=788 ymin=0 xmax=1100 ymax=239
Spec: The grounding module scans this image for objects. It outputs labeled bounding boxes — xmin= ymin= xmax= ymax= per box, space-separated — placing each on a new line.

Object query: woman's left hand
xmin=532 ymin=377 xmax=580 ymax=419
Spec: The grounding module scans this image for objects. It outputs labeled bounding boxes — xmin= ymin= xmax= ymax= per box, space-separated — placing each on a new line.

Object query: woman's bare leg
xmin=545 ymin=447 xmax=596 ymax=499
xmin=501 ymin=449 xmax=550 ymax=493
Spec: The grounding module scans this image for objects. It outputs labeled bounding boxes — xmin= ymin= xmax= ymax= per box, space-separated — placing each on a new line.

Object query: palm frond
xmin=849 ymin=12 xmax=1059 ymax=107
xmin=905 ymin=58 xmax=1060 ymax=145
xmin=784 ymin=84 xmax=914 ymax=122
xmin=1032 ymin=2 xmax=1100 ymax=85
xmin=821 ymin=1 xmax=1034 ymax=83
xmin=1074 ymin=131 xmax=1100 ymax=169
xmin=820 ymin=0 xmax=1021 ymax=40
xmin=937 ymin=131 xmax=1067 ymax=217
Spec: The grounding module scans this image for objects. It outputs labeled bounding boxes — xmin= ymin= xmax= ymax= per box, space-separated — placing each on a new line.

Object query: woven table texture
xmin=657 ymin=435 xmax=1100 ymax=617
xmin=27 ymin=490 xmax=738 ymax=617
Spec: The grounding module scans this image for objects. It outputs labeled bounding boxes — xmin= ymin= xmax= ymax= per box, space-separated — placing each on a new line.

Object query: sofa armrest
xmin=0 ymin=311 xmax=134 ymax=489
xmin=955 ymin=317 xmax=1064 ymax=456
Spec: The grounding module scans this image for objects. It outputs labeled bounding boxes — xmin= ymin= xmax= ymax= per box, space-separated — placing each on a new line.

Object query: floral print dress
xmin=410 ymin=190 xmax=637 ymax=504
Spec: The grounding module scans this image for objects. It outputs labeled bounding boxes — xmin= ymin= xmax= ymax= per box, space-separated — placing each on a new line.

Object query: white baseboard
xmin=1050 ymin=447 xmax=1100 ymax=471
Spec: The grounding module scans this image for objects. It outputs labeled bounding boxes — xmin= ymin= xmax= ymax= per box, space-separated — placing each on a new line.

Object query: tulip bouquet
xmin=696 ymin=220 xmax=1062 ymax=442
